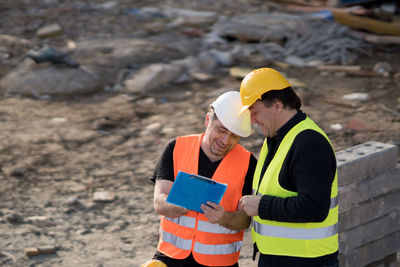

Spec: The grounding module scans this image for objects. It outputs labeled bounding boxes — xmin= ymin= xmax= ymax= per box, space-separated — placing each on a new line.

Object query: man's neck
xmin=200 ymin=140 xmax=223 ymax=163
xmin=276 ymin=109 xmax=298 ymax=134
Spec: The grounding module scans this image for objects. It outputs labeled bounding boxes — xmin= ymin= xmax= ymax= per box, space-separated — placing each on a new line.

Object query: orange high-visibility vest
xmin=157 ymin=134 xmax=251 ymax=266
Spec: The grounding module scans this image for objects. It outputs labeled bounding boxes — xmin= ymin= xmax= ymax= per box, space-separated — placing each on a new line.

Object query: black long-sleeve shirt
xmin=256 ymin=110 xmax=338 ymax=266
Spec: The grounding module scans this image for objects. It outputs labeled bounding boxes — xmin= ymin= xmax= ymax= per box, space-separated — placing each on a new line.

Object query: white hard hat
xmin=211 ymin=91 xmax=251 ymax=137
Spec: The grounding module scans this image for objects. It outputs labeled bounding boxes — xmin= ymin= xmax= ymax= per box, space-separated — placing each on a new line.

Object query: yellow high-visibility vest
xmin=252 ymin=117 xmax=338 ymax=258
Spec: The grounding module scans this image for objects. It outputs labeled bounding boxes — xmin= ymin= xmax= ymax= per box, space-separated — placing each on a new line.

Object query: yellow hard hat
xmin=239 ymin=68 xmax=290 ymax=115
xmin=140 ymin=259 xmax=168 ymax=267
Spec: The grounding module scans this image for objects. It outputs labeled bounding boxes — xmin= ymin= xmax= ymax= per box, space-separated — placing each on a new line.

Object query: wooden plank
xmin=325 ymin=99 xmax=357 ymax=108
xmin=332 ymin=11 xmax=400 ymax=36
xmin=350 ymin=30 xmax=400 ymax=44
xmin=365 ymin=34 xmax=400 ymax=44
xmin=317 ymin=65 xmax=390 ymax=78
xmin=317 ymin=65 xmax=362 ymax=72
xmin=275 ymin=0 xmax=329 ymax=7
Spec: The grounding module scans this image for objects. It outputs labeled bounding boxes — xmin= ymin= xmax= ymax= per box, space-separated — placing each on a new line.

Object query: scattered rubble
xmin=0 ymin=4 xmax=379 ymax=97
xmin=0 ymin=1 xmax=399 ymax=266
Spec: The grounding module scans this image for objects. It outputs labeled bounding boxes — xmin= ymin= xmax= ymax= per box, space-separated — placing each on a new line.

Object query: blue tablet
xmin=166 ymin=171 xmax=228 ymax=213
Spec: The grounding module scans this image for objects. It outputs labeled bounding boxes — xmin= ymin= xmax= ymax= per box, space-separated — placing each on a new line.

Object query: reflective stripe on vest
xmin=194 ymin=240 xmax=243 ymax=255
xmin=165 ymin=216 xmax=241 ymax=234
xmin=252 ymin=192 xmax=338 ymax=240
xmin=157 ymin=134 xmax=251 ymax=266
xmin=162 ymin=229 xmax=243 ymax=255
xmin=165 ymin=216 xmax=196 ymax=229
xmin=252 ymin=117 xmax=338 ymax=258
xmin=253 ymin=190 xmax=338 ymax=240
xmin=197 ymin=220 xmax=240 ymax=234
xmin=162 ymin=231 xmax=192 ymax=250
xmin=254 ymin=221 xmax=338 ymax=240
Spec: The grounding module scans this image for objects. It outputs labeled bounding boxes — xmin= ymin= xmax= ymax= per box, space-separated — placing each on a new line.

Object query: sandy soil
xmin=1 ymin=1 xmax=400 ymax=266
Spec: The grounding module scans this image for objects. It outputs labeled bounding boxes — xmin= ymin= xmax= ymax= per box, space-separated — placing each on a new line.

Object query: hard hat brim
xmin=238 ymin=104 xmax=250 ymax=117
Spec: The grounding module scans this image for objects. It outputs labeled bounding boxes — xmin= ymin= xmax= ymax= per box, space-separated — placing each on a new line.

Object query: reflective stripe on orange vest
xmin=157 ymin=134 xmax=251 ymax=266
xmin=162 ymin=230 xmax=243 ymax=255
xmin=164 ymin=216 xmax=242 ymax=235
xmin=165 ymin=216 xmax=196 ymax=229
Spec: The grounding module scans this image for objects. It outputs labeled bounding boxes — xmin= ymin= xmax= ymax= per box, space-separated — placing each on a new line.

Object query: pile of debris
xmin=0 ymin=0 xmax=398 ymax=98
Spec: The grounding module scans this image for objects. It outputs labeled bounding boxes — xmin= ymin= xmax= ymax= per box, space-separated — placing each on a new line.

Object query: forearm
xmin=218 ymin=210 xmax=251 ymax=231
xmin=154 ymin=193 xmax=187 ymax=218
xmin=258 ymin=194 xmax=330 ymax=223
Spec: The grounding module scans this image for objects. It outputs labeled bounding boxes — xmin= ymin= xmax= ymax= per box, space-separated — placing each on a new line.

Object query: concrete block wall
xmin=337 ymin=141 xmax=400 ymax=266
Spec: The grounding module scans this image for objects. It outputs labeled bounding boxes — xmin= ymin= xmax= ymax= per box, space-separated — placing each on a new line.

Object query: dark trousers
xmin=154 ymin=251 xmax=239 ymax=267
xmin=258 ymin=255 xmax=339 ymax=267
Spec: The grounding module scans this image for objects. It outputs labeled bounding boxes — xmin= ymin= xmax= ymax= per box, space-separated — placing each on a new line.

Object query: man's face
xmin=203 ymin=114 xmax=241 ymax=160
xmin=249 ymin=100 xmax=278 ymax=138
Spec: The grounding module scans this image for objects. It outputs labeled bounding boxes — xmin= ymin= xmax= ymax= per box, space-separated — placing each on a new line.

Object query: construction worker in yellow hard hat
xmin=238 ymin=68 xmax=290 ymax=116
xmin=237 ymin=68 xmax=339 ymax=267
xmin=143 ymin=91 xmax=258 ymax=267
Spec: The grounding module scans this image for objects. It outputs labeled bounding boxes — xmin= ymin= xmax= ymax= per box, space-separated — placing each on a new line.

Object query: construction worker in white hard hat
xmin=144 ymin=91 xmax=257 ymax=267
xmin=237 ymin=68 xmax=339 ymax=267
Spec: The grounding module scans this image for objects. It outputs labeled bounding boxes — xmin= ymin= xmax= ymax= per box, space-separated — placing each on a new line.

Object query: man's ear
xmin=205 ymin=112 xmax=211 ymax=127
xmin=273 ymin=100 xmax=283 ymax=113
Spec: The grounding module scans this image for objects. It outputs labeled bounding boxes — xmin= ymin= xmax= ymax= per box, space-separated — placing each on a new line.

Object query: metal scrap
xmin=223 ymin=12 xmax=372 ymax=66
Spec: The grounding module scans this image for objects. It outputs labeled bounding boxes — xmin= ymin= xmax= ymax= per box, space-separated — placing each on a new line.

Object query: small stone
xmin=25 ymin=216 xmax=53 ymax=227
xmin=191 ymin=72 xmax=213 ymax=82
xmin=145 ymin=122 xmax=162 ymax=132
xmin=76 ymin=228 xmax=92 ymax=235
xmin=25 ymin=247 xmax=40 ymax=257
xmin=161 ymin=127 xmax=175 ymax=135
xmin=66 ymin=196 xmax=80 ymax=205
xmin=5 ymin=213 xmax=21 ymax=224
xmin=373 ymin=61 xmax=392 ymax=77
xmin=38 ymin=245 xmax=57 ymax=254
xmin=11 ymin=167 xmax=24 ymax=177
xmin=342 ymin=93 xmax=369 ymax=101
xmin=36 ymin=24 xmax=63 ymax=38
xmin=24 ymin=246 xmax=57 ymax=257
xmin=92 ymin=191 xmax=115 ymax=202
xmin=330 ymin=123 xmax=343 ymax=131
xmin=51 ymin=117 xmax=67 ymax=123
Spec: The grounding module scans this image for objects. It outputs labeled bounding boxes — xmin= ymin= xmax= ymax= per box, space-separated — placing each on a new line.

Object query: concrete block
xmin=339 ymin=211 xmax=400 ymax=254
xmin=338 ymin=165 xmax=400 ymax=212
xmin=339 ymin=190 xmax=400 ymax=232
xmin=367 ymin=253 xmax=400 ymax=267
xmin=336 ymin=141 xmax=398 ymax=186
xmin=339 ymin=231 xmax=400 ymax=267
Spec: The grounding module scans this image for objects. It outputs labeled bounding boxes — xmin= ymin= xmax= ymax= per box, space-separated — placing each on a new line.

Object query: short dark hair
xmin=260 ymin=87 xmax=301 ymax=110
xmin=207 ymin=106 xmax=218 ymax=121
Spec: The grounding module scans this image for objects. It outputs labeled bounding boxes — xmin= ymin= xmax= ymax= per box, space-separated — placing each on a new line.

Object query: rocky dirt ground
xmin=0 ymin=1 xmax=400 ymax=267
